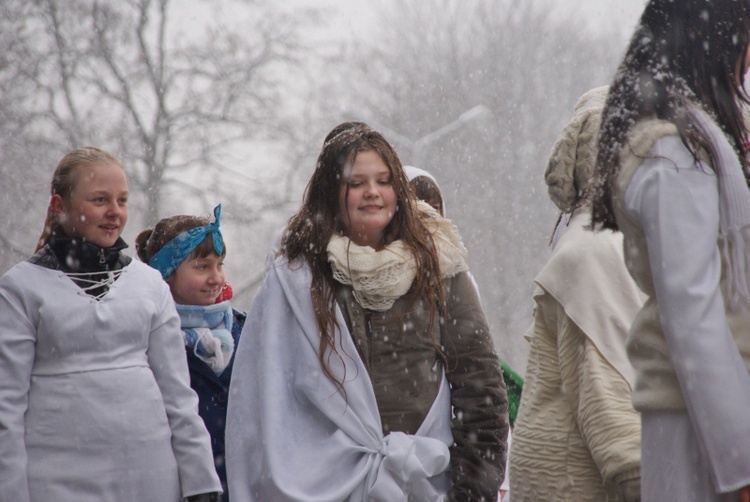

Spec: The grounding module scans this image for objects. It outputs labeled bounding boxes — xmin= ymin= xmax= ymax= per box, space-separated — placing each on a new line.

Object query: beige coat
xmin=509 ymin=209 xmax=642 ymax=502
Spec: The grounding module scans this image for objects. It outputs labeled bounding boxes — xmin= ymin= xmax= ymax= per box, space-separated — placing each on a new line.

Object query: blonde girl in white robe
xmin=0 ymin=147 xmax=221 ymax=502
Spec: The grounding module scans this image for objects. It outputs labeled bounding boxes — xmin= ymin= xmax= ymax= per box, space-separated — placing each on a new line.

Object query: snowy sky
xmin=177 ymin=1 xmax=647 ymax=50
xmin=290 ymin=0 xmax=646 ymax=42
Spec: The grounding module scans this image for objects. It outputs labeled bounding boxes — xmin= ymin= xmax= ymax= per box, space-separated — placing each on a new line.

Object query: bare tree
xmin=0 ymin=0 xmax=324 ymax=276
xmin=327 ymin=0 xmax=625 ymax=372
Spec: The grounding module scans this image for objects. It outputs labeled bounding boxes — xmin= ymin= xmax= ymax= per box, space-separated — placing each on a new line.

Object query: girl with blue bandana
xmin=137 ymin=205 xmax=245 ymax=502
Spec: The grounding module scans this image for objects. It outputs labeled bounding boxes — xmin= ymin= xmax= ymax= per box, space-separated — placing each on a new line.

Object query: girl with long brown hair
xmin=227 ymin=123 xmax=508 ymax=501
xmin=0 ymin=147 xmax=221 ymax=501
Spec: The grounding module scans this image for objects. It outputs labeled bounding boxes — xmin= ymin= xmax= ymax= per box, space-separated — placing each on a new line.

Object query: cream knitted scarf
xmin=327 ymin=201 xmax=469 ymax=311
xmin=689 ymin=104 xmax=750 ymax=310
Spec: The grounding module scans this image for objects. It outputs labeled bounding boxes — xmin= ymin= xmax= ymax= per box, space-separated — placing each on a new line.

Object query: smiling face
xmin=338 ymin=150 xmax=398 ymax=249
xmin=52 ymin=162 xmax=128 ymax=248
xmin=168 ymin=251 xmax=226 ymax=306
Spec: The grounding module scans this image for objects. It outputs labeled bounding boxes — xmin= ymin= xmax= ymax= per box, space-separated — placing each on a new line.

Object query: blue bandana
xmin=149 ymin=204 xmax=224 ymax=280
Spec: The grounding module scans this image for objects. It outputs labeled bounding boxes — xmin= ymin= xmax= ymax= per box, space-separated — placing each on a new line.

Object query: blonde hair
xmin=35 ymin=147 xmax=123 ymax=252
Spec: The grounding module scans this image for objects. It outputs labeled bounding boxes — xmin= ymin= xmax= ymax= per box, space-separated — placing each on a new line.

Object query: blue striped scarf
xmin=177 ymin=300 xmax=235 ymax=375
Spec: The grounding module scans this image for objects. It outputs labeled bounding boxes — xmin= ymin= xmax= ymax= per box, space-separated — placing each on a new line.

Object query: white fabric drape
xmin=624 ymin=135 xmax=750 ymax=495
xmin=226 ymin=256 xmax=454 ymax=502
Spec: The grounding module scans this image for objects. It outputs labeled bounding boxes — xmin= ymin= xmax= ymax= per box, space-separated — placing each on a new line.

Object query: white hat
xmin=544 ymin=86 xmax=609 ymax=212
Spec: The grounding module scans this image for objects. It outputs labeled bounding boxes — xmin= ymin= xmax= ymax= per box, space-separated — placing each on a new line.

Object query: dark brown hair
xmin=281 ymin=123 xmax=446 ymax=384
xmin=590 ymin=0 xmax=750 ymax=230
xmin=410 ymin=175 xmax=444 ymax=217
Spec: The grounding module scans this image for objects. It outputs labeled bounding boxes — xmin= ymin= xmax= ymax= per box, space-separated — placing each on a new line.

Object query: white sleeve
xmin=0 ymin=275 xmax=35 ymax=502
xmin=625 ymin=136 xmax=750 ymax=493
xmin=146 ymin=284 xmax=222 ymax=497
xmin=500 ymin=429 xmax=511 ymax=492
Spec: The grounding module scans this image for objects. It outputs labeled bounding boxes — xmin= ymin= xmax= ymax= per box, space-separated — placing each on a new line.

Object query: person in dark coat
xmin=186 ymin=301 xmax=245 ymax=501
xmin=136 ymin=205 xmax=244 ymax=502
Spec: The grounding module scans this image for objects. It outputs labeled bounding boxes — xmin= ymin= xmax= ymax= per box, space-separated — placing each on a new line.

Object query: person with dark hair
xmin=404 ymin=165 xmax=446 ymax=217
xmin=226 ymin=123 xmax=508 ymax=501
xmin=0 ymin=147 xmax=221 ymax=501
xmin=510 ymin=86 xmax=643 ymax=502
xmin=590 ymin=1 xmax=750 ymax=500
xmin=137 ymin=205 xmax=246 ymax=502
xmin=323 ymin=120 xmax=370 ymax=144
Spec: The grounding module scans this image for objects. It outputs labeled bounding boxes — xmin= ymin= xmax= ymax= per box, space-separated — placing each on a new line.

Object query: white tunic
xmin=621 ymin=134 xmax=750 ymax=498
xmin=0 ymin=259 xmax=221 ymax=502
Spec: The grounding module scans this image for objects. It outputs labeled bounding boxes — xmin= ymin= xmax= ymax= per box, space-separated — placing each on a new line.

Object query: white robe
xmin=623 ymin=135 xmax=750 ymax=499
xmin=226 ymin=256 xmax=453 ymax=502
xmin=0 ymin=259 xmax=221 ymax=502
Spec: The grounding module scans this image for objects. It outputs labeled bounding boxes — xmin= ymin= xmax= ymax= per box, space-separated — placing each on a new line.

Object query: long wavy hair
xmin=590 ymin=0 xmax=750 ymax=230
xmin=281 ymin=123 xmax=446 ymax=384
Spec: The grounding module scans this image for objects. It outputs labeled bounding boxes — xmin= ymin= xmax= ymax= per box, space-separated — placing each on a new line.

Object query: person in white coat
xmin=590 ymin=1 xmax=750 ymax=500
xmin=0 ymin=147 xmax=222 ymax=502
xmin=509 ymin=86 xmax=643 ymax=502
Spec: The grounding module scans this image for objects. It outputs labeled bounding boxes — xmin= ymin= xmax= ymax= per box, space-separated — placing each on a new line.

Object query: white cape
xmin=534 ymin=208 xmax=643 ymax=388
xmin=226 ymin=257 xmax=453 ymax=502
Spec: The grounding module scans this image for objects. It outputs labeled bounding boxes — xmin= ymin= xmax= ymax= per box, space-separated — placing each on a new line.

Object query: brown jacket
xmin=335 ymin=271 xmax=508 ymax=501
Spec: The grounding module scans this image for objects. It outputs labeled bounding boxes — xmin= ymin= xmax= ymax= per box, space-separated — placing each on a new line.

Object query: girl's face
xmin=52 ymin=162 xmax=128 ymax=248
xmin=338 ymin=150 xmax=397 ymax=249
xmin=168 ymin=252 xmax=226 ymax=306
